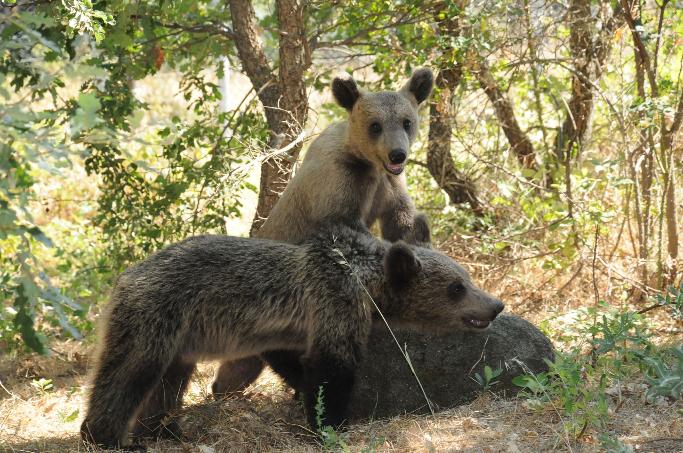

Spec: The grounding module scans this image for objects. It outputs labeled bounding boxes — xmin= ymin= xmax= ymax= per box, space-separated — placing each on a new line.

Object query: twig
xmin=467 ymin=336 xmax=490 ymax=376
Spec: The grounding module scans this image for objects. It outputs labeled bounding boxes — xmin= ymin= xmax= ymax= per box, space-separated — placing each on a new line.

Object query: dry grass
xmin=1 ymin=233 xmax=682 ymax=453
xmin=1 ymin=351 xmax=681 ymax=453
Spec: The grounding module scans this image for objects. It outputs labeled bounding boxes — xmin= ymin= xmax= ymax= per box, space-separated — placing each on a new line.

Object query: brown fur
xmin=80 ymin=223 xmax=504 ymax=449
xmin=213 ymin=69 xmax=434 ymax=395
xmin=256 ymin=68 xmax=434 ymax=243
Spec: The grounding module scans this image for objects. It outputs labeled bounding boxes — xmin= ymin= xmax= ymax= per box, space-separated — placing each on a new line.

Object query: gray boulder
xmin=348 ymin=314 xmax=554 ymax=420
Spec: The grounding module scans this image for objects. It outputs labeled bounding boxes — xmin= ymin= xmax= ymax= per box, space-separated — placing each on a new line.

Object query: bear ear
xmin=332 ymin=74 xmax=361 ymax=111
xmin=401 ymin=68 xmax=434 ymax=105
xmin=411 ymin=213 xmax=432 ymax=248
xmin=384 ymin=241 xmax=422 ymax=288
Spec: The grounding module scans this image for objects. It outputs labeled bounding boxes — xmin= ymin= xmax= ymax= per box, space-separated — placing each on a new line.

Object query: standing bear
xmin=80 ymin=223 xmax=504 ymax=449
xmin=213 ymin=68 xmax=435 ymax=395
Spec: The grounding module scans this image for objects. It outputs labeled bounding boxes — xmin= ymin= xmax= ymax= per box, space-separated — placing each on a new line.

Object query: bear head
xmin=380 ymin=216 xmax=505 ymax=333
xmin=332 ymin=68 xmax=434 ymax=176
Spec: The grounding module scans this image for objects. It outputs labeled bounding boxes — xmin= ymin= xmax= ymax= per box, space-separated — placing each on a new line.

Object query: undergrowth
xmin=512 ymin=285 xmax=683 ymax=444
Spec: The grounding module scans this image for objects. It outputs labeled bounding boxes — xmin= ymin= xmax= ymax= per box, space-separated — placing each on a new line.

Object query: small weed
xmin=313 ymin=386 xmax=384 ymax=452
xmin=315 ymin=386 xmax=349 ymax=451
xmin=512 ymin=299 xmax=681 ymax=441
xmin=30 ymin=378 xmax=54 ymax=395
xmin=644 ymin=344 xmax=683 ymax=401
xmin=473 ymin=365 xmax=503 ymax=391
xmin=58 ymin=408 xmax=79 ymax=423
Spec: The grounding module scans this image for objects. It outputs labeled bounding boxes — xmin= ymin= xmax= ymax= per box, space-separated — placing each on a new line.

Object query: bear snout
xmin=389 ymin=148 xmax=407 ymax=164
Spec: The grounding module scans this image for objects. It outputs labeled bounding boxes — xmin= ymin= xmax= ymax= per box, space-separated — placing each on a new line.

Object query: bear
xmin=212 ymin=68 xmax=435 ymax=395
xmin=80 ymin=223 xmax=504 ymax=449
xmin=256 ymin=67 xmax=434 ymax=243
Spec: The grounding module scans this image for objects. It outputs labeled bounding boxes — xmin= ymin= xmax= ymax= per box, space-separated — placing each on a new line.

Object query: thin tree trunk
xmin=427 ymin=69 xmax=484 ymax=215
xmin=229 ymin=0 xmax=309 ymax=236
xmin=427 ymin=4 xmax=483 ymax=214
xmin=554 ymin=0 xmax=621 ymax=162
xmin=660 ymin=92 xmax=683 ymax=284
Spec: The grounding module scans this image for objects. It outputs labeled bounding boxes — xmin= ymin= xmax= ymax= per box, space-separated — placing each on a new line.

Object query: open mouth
xmin=462 ymin=317 xmax=491 ymax=330
xmin=384 ymin=162 xmax=405 ymax=175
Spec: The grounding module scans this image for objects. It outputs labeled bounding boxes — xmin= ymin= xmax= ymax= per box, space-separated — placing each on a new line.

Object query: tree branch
xmin=471 ymin=57 xmax=536 ymax=170
xmin=229 ymin=0 xmax=279 ymax=116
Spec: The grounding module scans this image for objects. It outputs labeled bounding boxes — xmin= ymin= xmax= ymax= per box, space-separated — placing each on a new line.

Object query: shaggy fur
xmin=213 ymin=68 xmax=435 ymax=395
xmin=80 ymin=225 xmax=503 ymax=449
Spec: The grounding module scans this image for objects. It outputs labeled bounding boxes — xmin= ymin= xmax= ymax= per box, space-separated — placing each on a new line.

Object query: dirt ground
xmin=0 ymin=348 xmax=681 ymax=453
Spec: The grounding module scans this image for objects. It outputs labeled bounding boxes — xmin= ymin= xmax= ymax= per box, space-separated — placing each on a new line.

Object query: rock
xmin=347 ymin=314 xmax=554 ymax=421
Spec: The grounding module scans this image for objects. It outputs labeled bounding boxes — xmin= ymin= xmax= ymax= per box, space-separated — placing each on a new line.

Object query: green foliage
xmin=59 ymin=408 xmax=80 ymax=423
xmin=473 ymin=364 xmax=502 ymax=391
xmin=313 ymin=386 xmax=383 ymax=452
xmin=1 ymin=0 xmax=264 ymax=350
xmin=314 ymin=386 xmax=349 ymax=451
xmin=0 ymin=5 xmax=119 ymax=352
xmin=598 ymin=434 xmax=635 ymax=453
xmin=513 ymin=301 xmax=681 ymax=440
xmin=31 ymin=377 xmax=54 ymax=395
xmin=654 ymin=284 xmax=683 ymax=320
xmin=644 ymin=345 xmax=683 ymax=401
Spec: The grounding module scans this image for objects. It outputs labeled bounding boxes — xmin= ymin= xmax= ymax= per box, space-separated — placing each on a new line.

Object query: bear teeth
xmin=384 ymin=163 xmax=405 ymax=175
xmin=465 ymin=318 xmax=490 ymax=329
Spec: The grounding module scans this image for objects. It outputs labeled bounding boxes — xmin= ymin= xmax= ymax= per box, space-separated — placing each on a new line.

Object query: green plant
xmin=314 ymin=386 xmax=350 ymax=452
xmin=473 ymin=364 xmax=503 ymax=391
xmin=598 ymin=433 xmax=634 ymax=453
xmin=30 ymin=378 xmax=54 ymax=395
xmin=644 ymin=345 xmax=683 ymax=401
xmin=59 ymin=408 xmax=80 ymax=423
xmin=512 ymin=303 xmax=668 ymax=439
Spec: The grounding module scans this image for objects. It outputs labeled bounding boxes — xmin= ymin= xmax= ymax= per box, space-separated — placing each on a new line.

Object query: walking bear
xmin=213 ymin=68 xmax=435 ymax=395
xmin=80 ymin=223 xmax=504 ymax=449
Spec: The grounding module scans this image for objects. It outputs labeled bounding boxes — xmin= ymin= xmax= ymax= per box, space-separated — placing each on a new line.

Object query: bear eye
xmin=403 ymin=119 xmax=412 ymax=131
xmin=369 ymin=122 xmax=382 ymax=135
xmin=447 ymin=282 xmax=466 ymax=300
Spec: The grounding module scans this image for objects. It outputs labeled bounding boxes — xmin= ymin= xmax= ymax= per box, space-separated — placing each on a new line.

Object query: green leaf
xmin=13 ymin=285 xmax=48 ymax=354
xmin=77 ymin=93 xmax=102 ymax=115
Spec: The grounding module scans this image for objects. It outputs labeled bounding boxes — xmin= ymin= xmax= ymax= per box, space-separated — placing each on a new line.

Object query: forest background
xmin=1 ymin=0 xmax=682 ymax=451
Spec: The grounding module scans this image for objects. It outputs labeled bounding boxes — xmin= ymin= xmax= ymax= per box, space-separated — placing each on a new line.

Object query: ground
xmin=1 ymin=234 xmax=682 ymax=453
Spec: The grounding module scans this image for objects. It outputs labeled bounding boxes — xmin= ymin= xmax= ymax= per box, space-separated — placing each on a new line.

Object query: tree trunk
xmin=427 ymin=5 xmax=483 ymax=214
xmin=229 ymin=0 xmax=309 ymax=236
xmin=660 ymin=92 xmax=683 ymax=285
xmin=427 ymin=69 xmax=483 ymax=214
xmin=554 ymin=0 xmax=620 ymax=162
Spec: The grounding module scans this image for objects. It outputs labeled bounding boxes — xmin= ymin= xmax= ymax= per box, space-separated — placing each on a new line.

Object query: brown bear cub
xmin=80 ymin=222 xmax=503 ymax=449
xmin=256 ymin=67 xmax=434 ymax=244
xmin=213 ymin=68 xmax=435 ymax=395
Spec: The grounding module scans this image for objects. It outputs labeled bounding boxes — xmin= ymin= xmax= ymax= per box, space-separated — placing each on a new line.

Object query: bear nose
xmin=493 ymin=300 xmax=505 ymax=316
xmin=389 ymin=149 xmax=407 ymax=164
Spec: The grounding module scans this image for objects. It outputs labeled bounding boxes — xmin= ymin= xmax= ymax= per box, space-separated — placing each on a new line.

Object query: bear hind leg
xmin=132 ymin=356 xmax=196 ymax=440
xmin=80 ymin=352 xmax=169 ymax=448
xmin=262 ymin=349 xmax=305 ymax=395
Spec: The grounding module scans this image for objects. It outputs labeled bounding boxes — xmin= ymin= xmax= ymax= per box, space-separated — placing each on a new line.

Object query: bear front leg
xmin=379 ymin=190 xmax=415 ymax=243
xmin=301 ymin=352 xmax=357 ymax=431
